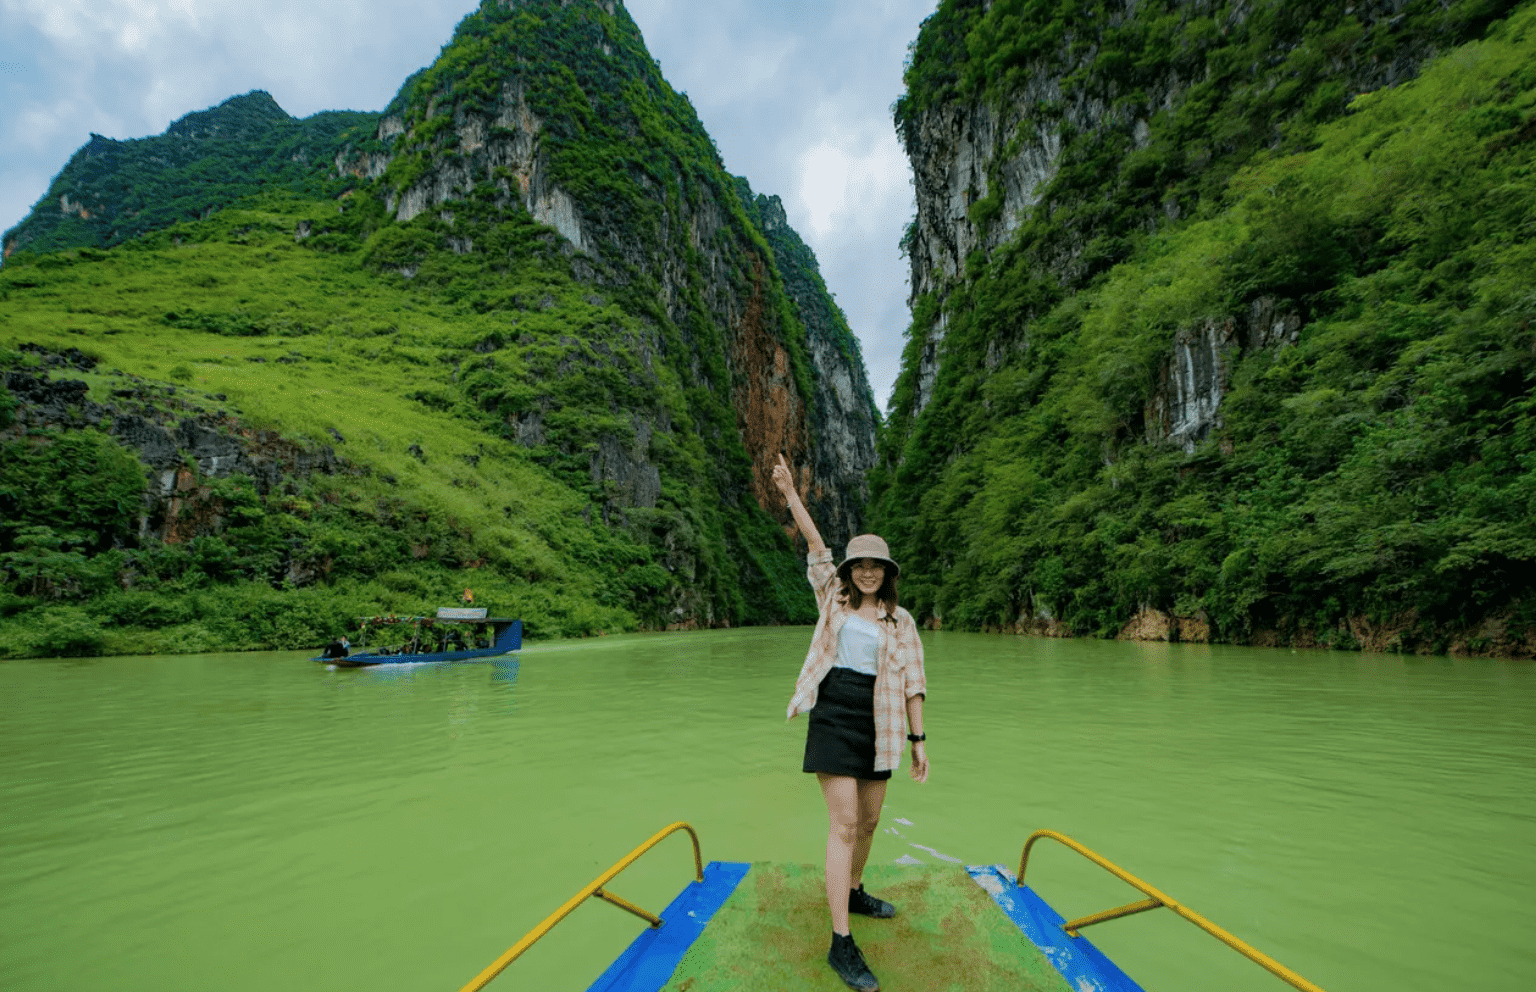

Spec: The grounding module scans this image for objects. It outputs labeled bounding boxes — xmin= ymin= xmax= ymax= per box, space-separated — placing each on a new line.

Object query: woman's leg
xmin=849 ymin=777 xmax=888 ymax=890
xmin=817 ymin=772 xmax=859 ymax=935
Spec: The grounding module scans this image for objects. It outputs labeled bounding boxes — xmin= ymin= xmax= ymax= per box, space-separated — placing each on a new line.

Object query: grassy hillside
xmin=875 ymin=1 xmax=1536 ymax=653
xmin=0 ymin=189 xmax=811 ymax=658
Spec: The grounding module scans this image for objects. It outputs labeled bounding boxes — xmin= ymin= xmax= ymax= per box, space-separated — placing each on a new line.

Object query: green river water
xmin=2 ymin=629 xmax=1532 ymax=992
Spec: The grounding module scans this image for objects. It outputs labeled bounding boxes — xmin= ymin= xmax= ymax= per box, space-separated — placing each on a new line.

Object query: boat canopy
xmin=355 ymin=612 xmax=518 ymax=626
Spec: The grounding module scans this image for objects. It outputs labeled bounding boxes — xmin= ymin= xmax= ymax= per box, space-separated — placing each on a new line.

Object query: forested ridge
xmin=3 ymin=90 xmax=376 ymax=258
xmin=0 ymin=0 xmax=878 ymax=658
xmin=876 ymin=0 xmax=1536 ymax=655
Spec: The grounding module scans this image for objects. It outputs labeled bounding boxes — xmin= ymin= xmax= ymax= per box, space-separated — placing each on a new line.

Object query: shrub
xmin=0 ymin=430 xmax=148 ymax=553
xmin=7 ymin=607 xmax=109 ymax=658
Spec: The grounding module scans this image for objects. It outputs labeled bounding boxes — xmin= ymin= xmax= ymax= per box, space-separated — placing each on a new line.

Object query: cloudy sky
xmin=0 ymin=0 xmax=939 ymax=412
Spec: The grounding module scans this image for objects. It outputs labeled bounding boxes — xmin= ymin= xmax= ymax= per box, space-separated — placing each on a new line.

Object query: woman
xmin=773 ymin=453 xmax=928 ymax=992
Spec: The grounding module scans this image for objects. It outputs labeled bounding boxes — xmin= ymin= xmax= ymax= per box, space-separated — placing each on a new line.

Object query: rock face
xmin=335 ymin=0 xmax=878 ymax=557
xmin=746 ymin=193 xmax=880 ymax=550
xmin=899 ymin=0 xmax=1443 ymax=419
xmin=872 ymin=0 xmax=1525 ymax=643
xmin=1116 ymin=605 xmax=1211 ymax=644
xmin=901 ymin=37 xmax=1116 ymax=416
xmin=3 ymin=363 xmax=348 ymax=546
xmin=1142 ymin=297 xmax=1302 ymax=452
xmin=904 ymin=65 xmax=1074 ymax=312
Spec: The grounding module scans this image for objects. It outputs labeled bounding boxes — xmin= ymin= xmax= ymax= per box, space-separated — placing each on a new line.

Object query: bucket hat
xmin=837 ymin=534 xmax=899 ymax=578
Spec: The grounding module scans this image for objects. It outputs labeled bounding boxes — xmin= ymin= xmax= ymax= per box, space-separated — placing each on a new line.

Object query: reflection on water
xmin=0 ymin=633 xmax=1531 ymax=992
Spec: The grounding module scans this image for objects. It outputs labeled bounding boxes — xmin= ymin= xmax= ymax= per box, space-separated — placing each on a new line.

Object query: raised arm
xmin=770 ymin=452 xmax=827 ymax=556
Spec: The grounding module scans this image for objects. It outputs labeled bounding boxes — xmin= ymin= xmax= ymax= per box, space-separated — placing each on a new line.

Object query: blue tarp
xmin=585 ymin=861 xmax=751 ymax=992
xmin=967 ymin=864 xmax=1147 ymax=992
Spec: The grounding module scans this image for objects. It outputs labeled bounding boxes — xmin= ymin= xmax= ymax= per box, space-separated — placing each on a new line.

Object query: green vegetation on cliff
xmin=0 ymin=0 xmax=869 ymax=658
xmin=878 ymin=0 xmax=1536 ymax=652
xmin=898 ymin=0 xmax=1515 ymax=278
xmin=362 ymin=0 xmax=835 ymax=472
xmin=3 ymin=91 xmax=375 ymax=257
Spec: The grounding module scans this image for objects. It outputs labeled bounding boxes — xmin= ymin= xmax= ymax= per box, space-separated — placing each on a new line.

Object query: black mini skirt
xmin=802 ymin=666 xmax=891 ymax=781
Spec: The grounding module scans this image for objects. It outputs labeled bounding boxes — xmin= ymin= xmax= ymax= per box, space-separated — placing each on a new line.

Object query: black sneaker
xmin=828 ymin=932 xmax=880 ymax=992
xmin=849 ymin=884 xmax=896 ymax=918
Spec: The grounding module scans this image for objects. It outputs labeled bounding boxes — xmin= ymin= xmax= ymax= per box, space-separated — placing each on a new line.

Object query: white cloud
xmin=9 ymin=95 xmax=113 ymax=153
xmin=704 ymin=39 xmax=799 ymax=108
xmin=794 ymin=128 xmax=909 ymax=241
xmin=3 ymin=0 xmax=205 ymax=53
xmin=783 ymin=90 xmax=916 ymax=410
xmin=797 ymin=143 xmax=851 ymax=237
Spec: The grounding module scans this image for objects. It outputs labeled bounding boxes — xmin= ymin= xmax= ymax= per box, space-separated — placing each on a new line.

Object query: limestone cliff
xmin=873 ymin=0 xmax=1534 ymax=653
xmin=741 ymin=190 xmax=880 ymax=550
xmin=0 ymin=0 xmax=879 ymax=634
xmin=331 ymin=0 xmax=877 ymax=560
xmin=895 ymin=0 xmax=1493 ymax=420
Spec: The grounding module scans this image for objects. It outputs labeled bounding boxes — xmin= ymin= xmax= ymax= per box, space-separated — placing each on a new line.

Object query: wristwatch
xmin=907 ymin=733 xmax=926 ymax=742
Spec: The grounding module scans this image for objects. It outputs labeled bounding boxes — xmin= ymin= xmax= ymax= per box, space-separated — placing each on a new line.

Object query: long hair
xmin=837 ymin=563 xmax=899 ymax=623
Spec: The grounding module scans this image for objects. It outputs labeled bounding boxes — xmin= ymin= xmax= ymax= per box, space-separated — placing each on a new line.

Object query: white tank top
xmin=835 ymin=614 xmax=881 ymax=676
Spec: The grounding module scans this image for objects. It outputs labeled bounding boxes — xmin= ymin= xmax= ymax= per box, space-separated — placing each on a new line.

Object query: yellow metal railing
xmin=457 ymin=821 xmax=703 ymax=992
xmin=1019 ymin=829 xmax=1326 ymax=992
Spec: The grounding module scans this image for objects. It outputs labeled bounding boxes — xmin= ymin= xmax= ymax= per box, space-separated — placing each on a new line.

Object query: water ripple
xmin=1 ymin=635 xmax=1531 ymax=992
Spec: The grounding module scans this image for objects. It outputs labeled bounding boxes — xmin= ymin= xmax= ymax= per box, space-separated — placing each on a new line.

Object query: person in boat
xmin=321 ymin=637 xmax=350 ymax=659
xmin=772 ymin=453 xmax=928 ymax=992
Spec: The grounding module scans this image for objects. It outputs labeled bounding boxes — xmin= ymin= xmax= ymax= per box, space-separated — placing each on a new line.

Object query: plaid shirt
xmin=787 ymin=548 xmax=927 ymax=773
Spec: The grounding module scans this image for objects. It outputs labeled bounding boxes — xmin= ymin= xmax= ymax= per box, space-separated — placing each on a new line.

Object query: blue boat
xmin=454 ymin=824 xmax=1328 ymax=992
xmin=312 ymin=608 xmax=521 ymax=667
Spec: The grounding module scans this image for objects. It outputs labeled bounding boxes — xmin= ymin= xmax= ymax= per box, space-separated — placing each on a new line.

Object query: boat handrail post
xmin=1018 ymin=828 xmax=1327 ymax=992
xmin=455 ymin=821 xmax=703 ymax=992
